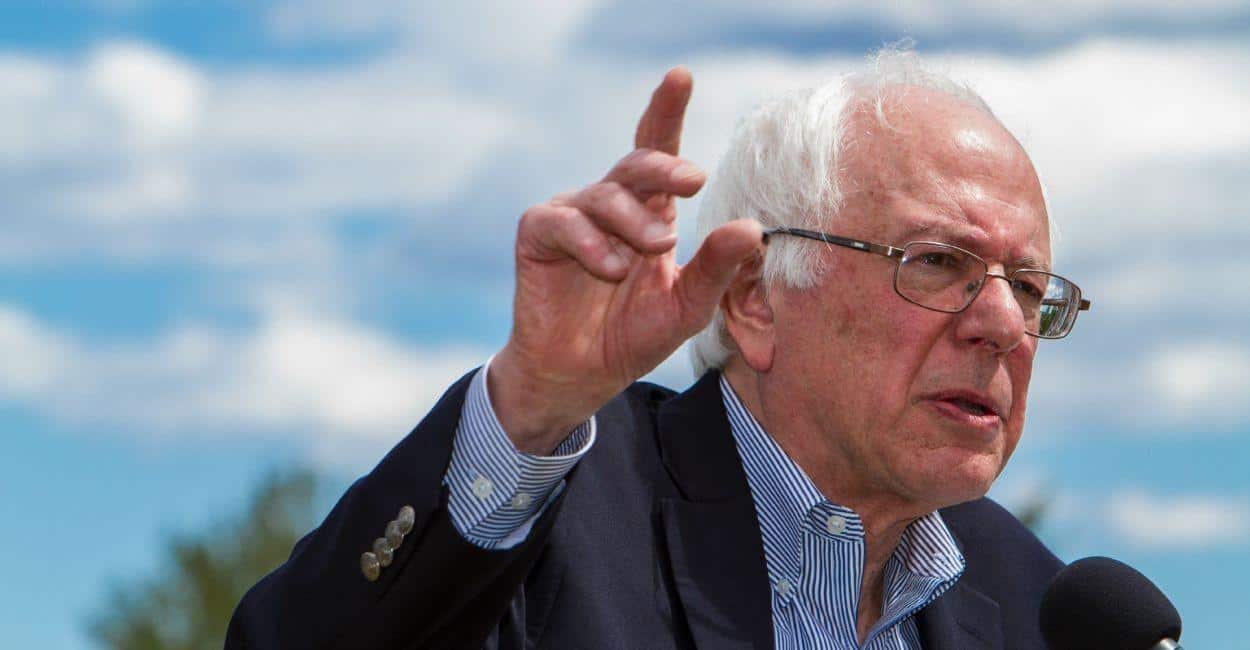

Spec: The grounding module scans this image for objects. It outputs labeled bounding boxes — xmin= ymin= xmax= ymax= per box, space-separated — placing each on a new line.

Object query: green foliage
xmin=87 ymin=468 xmax=320 ymax=650
xmin=1013 ymin=491 xmax=1052 ymax=534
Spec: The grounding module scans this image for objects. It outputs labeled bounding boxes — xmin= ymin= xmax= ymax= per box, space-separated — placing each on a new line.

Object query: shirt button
xmin=826 ymin=514 xmax=847 ymax=534
xmin=510 ymin=492 xmax=533 ymax=509
xmin=472 ymin=476 xmax=495 ymax=499
xmin=776 ymin=578 xmax=793 ymax=597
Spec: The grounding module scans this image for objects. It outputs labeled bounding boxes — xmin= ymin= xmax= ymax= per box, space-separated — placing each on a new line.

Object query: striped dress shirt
xmin=443 ymin=361 xmax=595 ymax=548
xmin=443 ymin=365 xmax=965 ymax=648
xmin=720 ymin=375 xmax=965 ymax=649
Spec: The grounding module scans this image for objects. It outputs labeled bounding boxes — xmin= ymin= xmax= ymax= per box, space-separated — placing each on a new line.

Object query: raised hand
xmin=489 ymin=67 xmax=762 ymax=454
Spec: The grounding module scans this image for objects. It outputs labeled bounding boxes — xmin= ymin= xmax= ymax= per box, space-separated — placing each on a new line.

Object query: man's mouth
xmin=921 ymin=390 xmax=1006 ymax=432
xmin=948 ymin=397 xmax=992 ymax=417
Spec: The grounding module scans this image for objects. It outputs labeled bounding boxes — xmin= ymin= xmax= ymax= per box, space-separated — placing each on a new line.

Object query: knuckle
xmin=584 ymin=182 xmax=628 ymax=210
xmin=633 ymin=146 xmax=662 ymax=162
xmin=574 ymin=234 xmax=604 ymax=256
xmin=549 ymin=189 xmax=577 ymax=205
xmin=636 ymin=147 xmax=674 ymax=171
xmin=521 ymin=204 xmax=575 ymax=236
xmin=614 ymin=148 xmax=671 ymax=180
xmin=620 ymin=148 xmax=648 ymax=167
xmin=597 ymin=180 xmax=626 ymax=198
xmin=519 ymin=205 xmax=547 ymax=230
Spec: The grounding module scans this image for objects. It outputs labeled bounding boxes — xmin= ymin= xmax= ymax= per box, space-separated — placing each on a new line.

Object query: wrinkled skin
xmin=731 ymin=86 xmax=1050 ymax=522
xmin=722 ymin=86 xmax=1051 ymax=639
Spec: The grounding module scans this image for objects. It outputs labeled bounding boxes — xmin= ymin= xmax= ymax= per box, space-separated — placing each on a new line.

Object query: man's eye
xmin=1012 ymin=279 xmax=1045 ymax=300
xmin=918 ymin=252 xmax=960 ymax=267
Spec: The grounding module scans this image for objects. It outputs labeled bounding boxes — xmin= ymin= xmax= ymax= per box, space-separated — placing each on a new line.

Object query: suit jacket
xmin=227 ymin=369 xmax=1063 ymax=649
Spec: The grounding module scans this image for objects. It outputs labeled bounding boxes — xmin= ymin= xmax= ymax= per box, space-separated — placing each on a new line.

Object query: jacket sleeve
xmin=225 ymin=369 xmax=574 ymax=649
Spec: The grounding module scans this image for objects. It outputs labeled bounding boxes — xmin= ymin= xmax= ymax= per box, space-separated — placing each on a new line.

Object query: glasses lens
xmin=1013 ymin=270 xmax=1080 ymax=337
xmin=897 ymin=242 xmax=986 ymax=312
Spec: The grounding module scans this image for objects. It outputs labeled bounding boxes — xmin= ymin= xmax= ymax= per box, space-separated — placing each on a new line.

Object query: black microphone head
xmin=1039 ymin=556 xmax=1181 ymax=650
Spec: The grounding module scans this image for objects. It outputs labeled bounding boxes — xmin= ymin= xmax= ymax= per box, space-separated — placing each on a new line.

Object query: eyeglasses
xmin=762 ymin=227 xmax=1091 ymax=339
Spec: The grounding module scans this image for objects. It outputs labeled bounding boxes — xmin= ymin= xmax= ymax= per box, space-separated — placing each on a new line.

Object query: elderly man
xmin=229 ymin=49 xmax=1089 ymax=649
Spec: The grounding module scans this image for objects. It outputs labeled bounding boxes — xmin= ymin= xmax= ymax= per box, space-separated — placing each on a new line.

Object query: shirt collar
xmin=717 ymin=374 xmax=965 ymax=589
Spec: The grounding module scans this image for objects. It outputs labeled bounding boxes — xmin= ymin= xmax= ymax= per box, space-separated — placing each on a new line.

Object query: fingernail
xmin=672 ymin=163 xmax=703 ymax=182
xmin=644 ymin=221 xmax=673 ymax=242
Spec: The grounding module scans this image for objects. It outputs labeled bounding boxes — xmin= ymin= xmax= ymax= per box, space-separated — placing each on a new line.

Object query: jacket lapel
xmin=654 ymin=372 xmax=1005 ymax=650
xmin=656 ymin=371 xmax=774 ymax=650
xmin=915 ymin=580 xmax=1002 ymax=649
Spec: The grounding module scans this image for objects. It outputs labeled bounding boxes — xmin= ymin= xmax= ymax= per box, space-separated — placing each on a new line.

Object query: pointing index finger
xmin=634 ymin=66 xmax=693 ymax=156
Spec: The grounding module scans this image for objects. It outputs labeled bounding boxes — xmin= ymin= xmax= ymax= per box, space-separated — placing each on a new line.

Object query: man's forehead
xmin=841 ymin=85 xmax=1039 ymax=185
xmin=837 ymin=86 xmax=1051 ymax=269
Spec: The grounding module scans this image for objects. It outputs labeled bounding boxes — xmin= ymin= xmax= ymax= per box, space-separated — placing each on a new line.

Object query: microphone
xmin=1039 ymin=556 xmax=1183 ymax=650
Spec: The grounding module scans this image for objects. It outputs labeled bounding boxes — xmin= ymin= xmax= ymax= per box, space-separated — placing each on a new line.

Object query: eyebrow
xmin=898 ymin=222 xmax=1052 ymax=272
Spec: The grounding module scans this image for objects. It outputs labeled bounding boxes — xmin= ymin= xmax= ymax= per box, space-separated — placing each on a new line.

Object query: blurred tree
xmin=1014 ymin=491 xmax=1052 ymax=534
xmin=87 ymin=468 xmax=320 ymax=650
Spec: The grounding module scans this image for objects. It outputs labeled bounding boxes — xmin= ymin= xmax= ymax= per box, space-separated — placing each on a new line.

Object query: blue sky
xmin=1 ymin=1 xmax=1247 ymax=648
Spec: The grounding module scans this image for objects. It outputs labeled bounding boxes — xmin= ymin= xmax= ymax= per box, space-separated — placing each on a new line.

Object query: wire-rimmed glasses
xmin=762 ymin=227 xmax=1091 ymax=339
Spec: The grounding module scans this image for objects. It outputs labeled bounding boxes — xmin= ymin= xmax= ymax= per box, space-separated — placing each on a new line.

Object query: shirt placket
xmin=798 ymin=503 xmax=866 ymax=649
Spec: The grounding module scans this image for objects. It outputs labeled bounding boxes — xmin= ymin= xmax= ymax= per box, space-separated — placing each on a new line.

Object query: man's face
xmin=767 ymin=87 xmax=1051 ymax=511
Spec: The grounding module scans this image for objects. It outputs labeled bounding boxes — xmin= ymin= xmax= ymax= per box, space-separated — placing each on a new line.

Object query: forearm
xmin=223 ymin=370 xmax=533 ymax=648
xmin=226 ymin=365 xmax=594 ymax=649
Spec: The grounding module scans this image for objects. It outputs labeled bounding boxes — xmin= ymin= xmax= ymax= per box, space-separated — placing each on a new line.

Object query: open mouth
xmin=923 ymin=390 xmax=1003 ymax=425
xmin=948 ymin=397 xmax=992 ymax=417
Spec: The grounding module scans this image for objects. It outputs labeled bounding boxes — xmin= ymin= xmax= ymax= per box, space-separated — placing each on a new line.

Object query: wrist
xmin=487 ymin=346 xmax=592 ymax=455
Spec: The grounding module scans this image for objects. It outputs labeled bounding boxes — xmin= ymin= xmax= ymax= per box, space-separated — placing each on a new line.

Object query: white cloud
xmin=988 ymin=482 xmax=1250 ymax=551
xmin=274 ymin=0 xmax=1250 ymax=50
xmin=268 ymin=0 xmax=602 ymax=67
xmin=267 ymin=0 xmax=417 ymax=44
xmin=1028 ymin=338 xmax=1250 ymax=434
xmin=2 ymin=7 xmax=1248 ymax=441
xmin=0 ymin=308 xmax=73 ymax=397
xmin=0 ymin=39 xmax=513 ymax=243
xmin=1106 ymin=488 xmax=1250 ymax=549
xmin=87 ymin=41 xmax=204 ymax=141
xmin=0 ymin=302 xmax=488 ymax=470
xmin=4 ymin=30 xmax=1246 ymax=267
xmin=573 ymin=0 xmax=1250 ymax=61
xmin=1097 ymin=257 xmax=1250 ymax=316
xmin=713 ymin=0 xmax=1249 ymax=29
xmin=1149 ymin=342 xmax=1250 ymax=417
xmin=943 ymin=39 xmax=1250 ymax=255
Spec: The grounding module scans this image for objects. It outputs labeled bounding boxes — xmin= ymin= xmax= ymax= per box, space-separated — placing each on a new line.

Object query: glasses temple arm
xmin=763 ymin=227 xmax=902 ymax=259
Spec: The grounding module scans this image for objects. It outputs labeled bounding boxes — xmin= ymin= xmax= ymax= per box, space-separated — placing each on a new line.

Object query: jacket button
xmin=385 ymin=520 xmax=405 ymax=548
xmin=373 ymin=538 xmax=395 ymax=567
xmin=361 ymin=552 xmax=381 ymax=582
xmin=396 ymin=505 xmax=416 ymax=535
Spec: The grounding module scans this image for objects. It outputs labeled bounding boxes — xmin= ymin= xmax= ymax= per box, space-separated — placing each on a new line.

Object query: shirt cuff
xmin=443 ymin=359 xmax=596 ymax=549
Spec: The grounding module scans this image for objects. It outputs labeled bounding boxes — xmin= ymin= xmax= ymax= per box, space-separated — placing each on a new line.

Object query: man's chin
xmin=905 ymin=452 xmax=1001 ymax=509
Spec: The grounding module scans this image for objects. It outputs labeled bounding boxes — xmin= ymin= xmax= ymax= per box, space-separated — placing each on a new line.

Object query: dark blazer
xmin=228 ymin=369 xmax=1063 ymax=649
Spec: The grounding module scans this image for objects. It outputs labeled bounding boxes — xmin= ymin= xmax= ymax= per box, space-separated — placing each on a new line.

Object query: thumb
xmin=674 ymin=219 xmax=763 ymax=334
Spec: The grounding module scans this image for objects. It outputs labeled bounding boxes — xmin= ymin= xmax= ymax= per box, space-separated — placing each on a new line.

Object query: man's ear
xmin=722 ymin=247 xmax=775 ymax=372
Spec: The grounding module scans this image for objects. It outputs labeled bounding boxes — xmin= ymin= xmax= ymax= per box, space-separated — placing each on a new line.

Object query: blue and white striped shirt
xmin=443 ymin=361 xmax=595 ymax=548
xmin=443 ymin=365 xmax=965 ymax=647
xmin=720 ymin=375 xmax=965 ymax=649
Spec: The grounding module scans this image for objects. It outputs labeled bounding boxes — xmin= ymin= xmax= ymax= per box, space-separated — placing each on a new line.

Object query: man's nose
xmin=954 ymin=272 xmax=1027 ymax=353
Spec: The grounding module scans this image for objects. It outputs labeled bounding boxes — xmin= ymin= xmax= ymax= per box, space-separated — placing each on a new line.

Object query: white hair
xmin=689 ymin=43 xmax=1023 ymax=377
